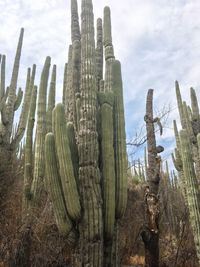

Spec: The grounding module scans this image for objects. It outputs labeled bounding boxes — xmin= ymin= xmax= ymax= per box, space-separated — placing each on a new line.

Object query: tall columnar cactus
xmin=0 ymin=28 xmax=33 ymax=166
xmin=172 ymin=82 xmax=200 ymax=264
xmin=179 ymin=130 xmax=200 ymax=262
xmin=30 ymin=56 xmax=51 ymax=203
xmin=22 ymin=56 xmax=57 ymax=215
xmin=23 ymin=86 xmax=37 ymax=217
xmin=112 ymin=60 xmax=127 ymax=219
xmin=43 ymin=0 xmax=128 ymax=266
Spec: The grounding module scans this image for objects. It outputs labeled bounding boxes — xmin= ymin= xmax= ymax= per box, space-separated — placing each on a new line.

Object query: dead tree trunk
xmin=141 ymin=89 xmax=164 ymax=267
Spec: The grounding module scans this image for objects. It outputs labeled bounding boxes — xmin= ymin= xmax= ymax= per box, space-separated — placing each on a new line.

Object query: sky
xmin=0 ymin=0 xmax=200 ymax=171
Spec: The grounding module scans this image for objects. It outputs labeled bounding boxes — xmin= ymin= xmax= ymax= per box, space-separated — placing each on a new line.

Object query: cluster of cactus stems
xmin=172 ymin=81 xmax=200 ymax=263
xmin=0 ymin=28 xmax=35 ymax=166
xmin=159 ymin=161 xmax=178 ymax=234
xmin=20 ymin=0 xmax=127 ymax=266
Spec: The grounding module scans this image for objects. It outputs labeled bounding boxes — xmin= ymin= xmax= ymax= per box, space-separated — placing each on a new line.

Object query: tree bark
xmin=141 ymin=89 xmax=163 ymax=267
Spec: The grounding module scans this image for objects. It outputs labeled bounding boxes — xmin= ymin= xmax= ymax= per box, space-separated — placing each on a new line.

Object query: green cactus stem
xmin=78 ymin=0 xmax=103 ymax=265
xmin=0 ymin=55 xmax=5 ymax=100
xmin=99 ymin=91 xmax=115 ymax=239
xmin=62 ymin=63 xmax=68 ymax=105
xmin=175 ymin=81 xmax=186 ymax=129
xmin=64 ymin=45 xmax=73 ymax=122
xmin=190 ymin=87 xmax=200 ymax=135
xmin=46 ymin=64 xmax=56 ymax=133
xmin=71 ymin=0 xmax=81 ymax=42
xmin=112 ymin=60 xmax=127 ymax=219
xmin=53 ymin=103 xmax=81 ymax=221
xmin=180 ymin=129 xmax=200 ymax=263
xmin=4 ymin=28 xmax=24 ymax=144
xmin=45 ymin=132 xmax=78 ymax=245
xmin=11 ymin=65 xmax=36 ymax=150
xmin=104 ymin=6 xmax=115 ymax=93
xmin=67 ymin=121 xmax=79 ymax=183
xmin=30 ymin=56 xmax=51 ymax=203
xmin=23 ymin=86 xmax=37 ymax=217
xmin=14 ymin=87 xmax=23 ymax=111
xmin=96 ymin=18 xmax=103 ymax=90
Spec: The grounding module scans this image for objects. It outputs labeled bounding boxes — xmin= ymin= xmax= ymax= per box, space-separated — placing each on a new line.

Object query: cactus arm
xmin=96 ymin=18 xmax=103 ymax=90
xmin=14 ymin=87 xmax=23 ymax=111
xmin=112 ymin=60 xmax=127 ymax=218
xmin=75 ymin=95 xmax=80 ymax=133
xmin=46 ymin=64 xmax=56 ymax=133
xmin=64 ymin=45 xmax=73 ymax=121
xmin=72 ymin=40 xmax=81 ymax=128
xmin=53 ymin=103 xmax=81 ymax=221
xmin=62 ymin=63 xmax=68 ymax=105
xmin=175 ymin=81 xmax=187 ymax=129
xmin=190 ymin=87 xmax=200 ymax=135
xmin=12 ymin=65 xmax=36 ymax=150
xmin=104 ymin=7 xmax=115 ymax=93
xmin=182 ymin=101 xmax=195 ymax=141
xmin=67 ymin=121 xmax=79 ymax=183
xmin=0 ymin=86 xmax=9 ymax=113
xmin=30 ymin=56 xmax=51 ymax=203
xmin=0 ymin=55 xmax=6 ymax=100
xmin=23 ymin=86 xmax=37 ymax=216
xmin=173 ymin=120 xmax=181 ymax=151
xmin=5 ymin=28 xmax=24 ymax=143
xmin=71 ymin=0 xmax=81 ymax=42
xmin=99 ymin=92 xmax=115 ymax=239
xmin=45 ymin=133 xmax=78 ymax=245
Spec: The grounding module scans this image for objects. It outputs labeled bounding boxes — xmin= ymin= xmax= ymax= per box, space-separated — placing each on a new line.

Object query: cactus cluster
xmin=172 ymin=81 xmax=200 ymax=263
xmin=23 ymin=57 xmax=58 ymax=215
xmin=21 ymin=0 xmax=127 ymax=265
xmin=0 ymin=28 xmax=34 ymax=168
